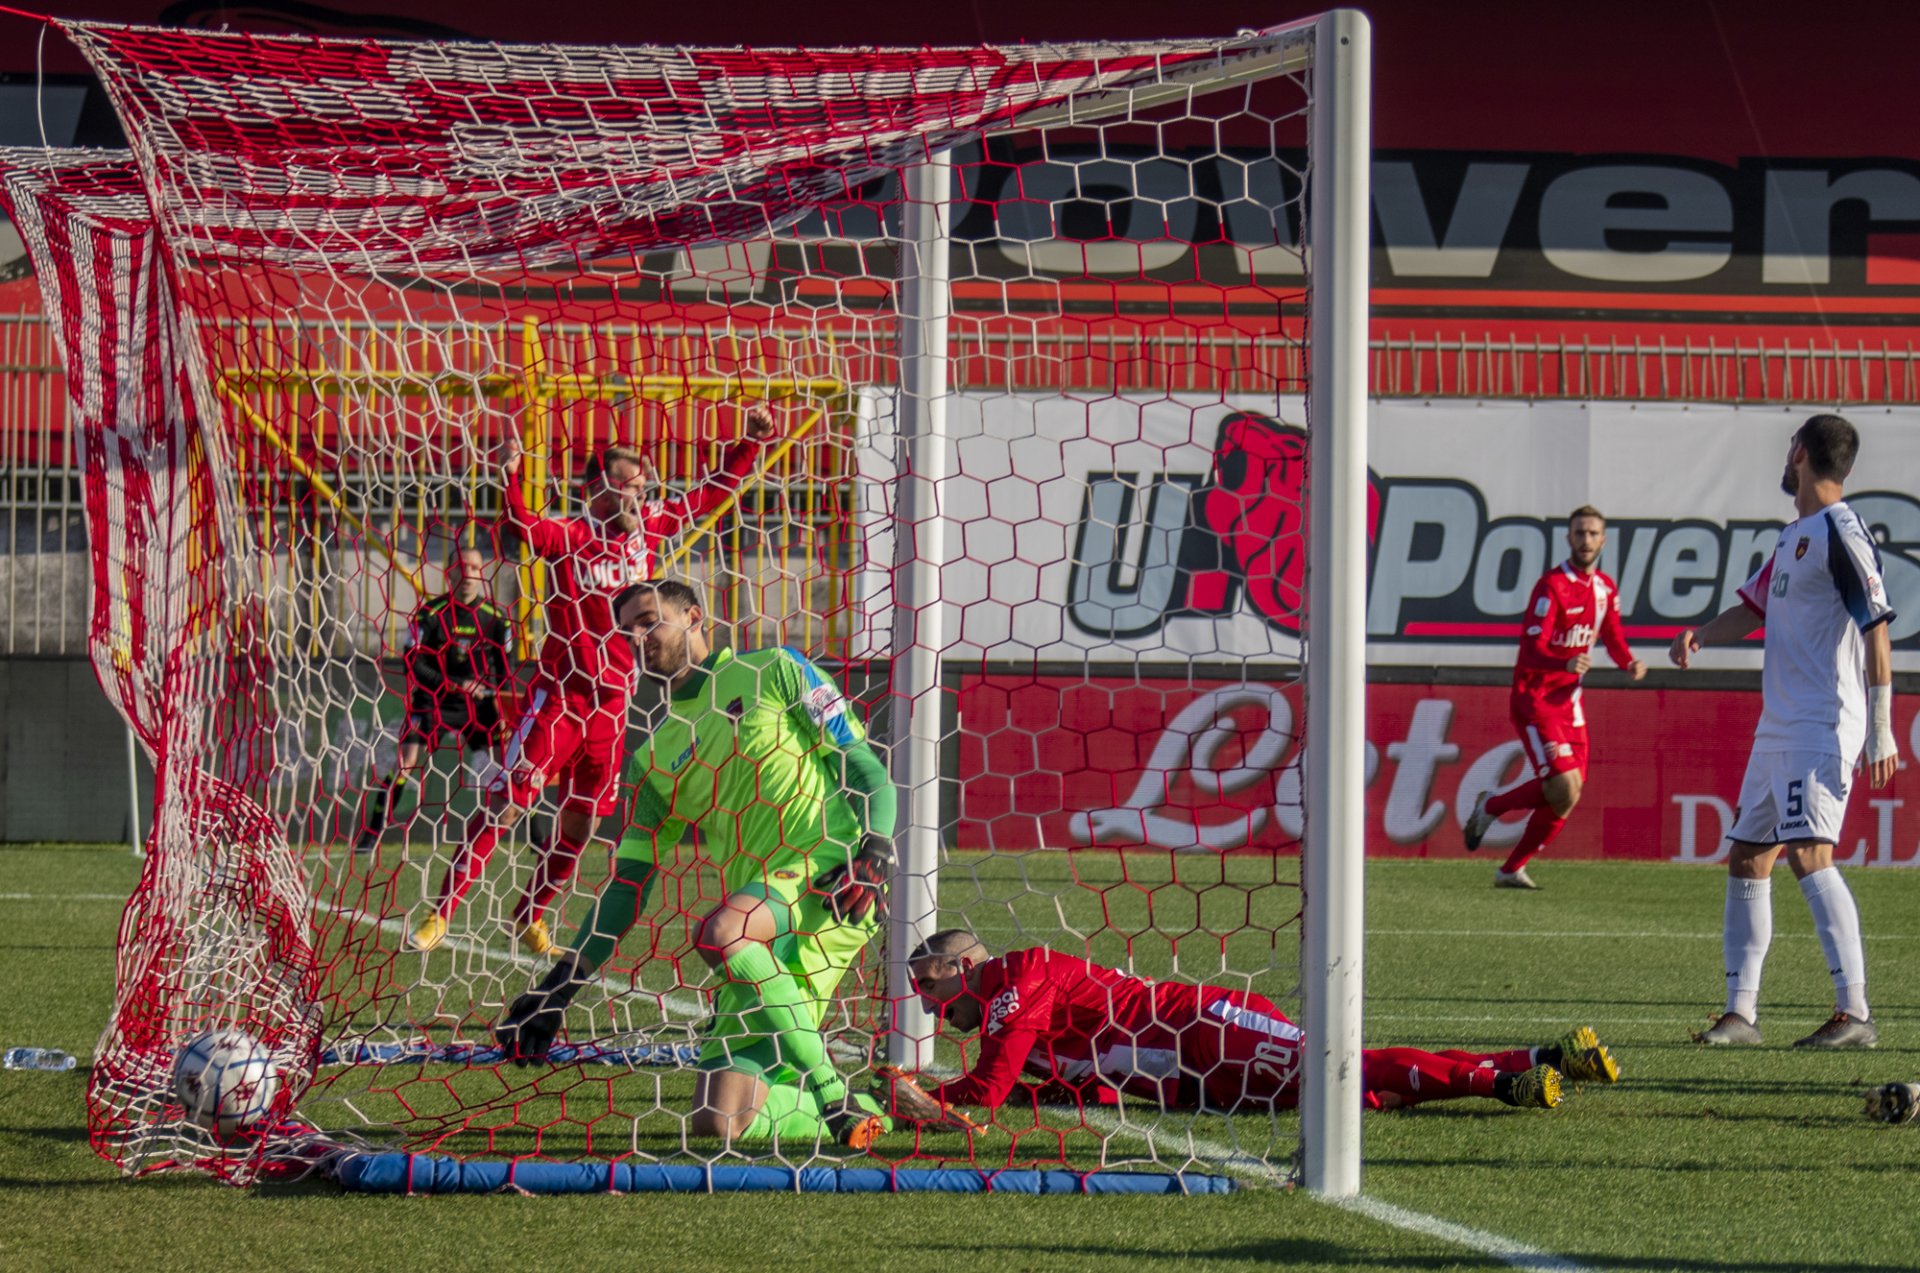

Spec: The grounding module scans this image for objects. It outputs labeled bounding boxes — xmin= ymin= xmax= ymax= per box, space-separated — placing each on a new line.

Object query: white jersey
xmin=1736 ymin=499 xmax=1895 ymax=759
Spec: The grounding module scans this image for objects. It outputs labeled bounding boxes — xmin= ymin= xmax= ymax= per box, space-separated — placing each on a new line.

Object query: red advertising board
xmin=956 ymin=674 xmax=1919 ymax=865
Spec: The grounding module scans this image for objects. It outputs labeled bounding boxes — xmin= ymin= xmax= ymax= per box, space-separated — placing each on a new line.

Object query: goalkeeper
xmin=495 ymin=578 xmax=896 ymax=1150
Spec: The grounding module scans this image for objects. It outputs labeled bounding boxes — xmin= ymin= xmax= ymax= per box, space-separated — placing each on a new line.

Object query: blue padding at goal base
xmin=319 ymin=1042 xmax=699 ymax=1067
xmin=335 ymin=1153 xmax=1235 ymax=1196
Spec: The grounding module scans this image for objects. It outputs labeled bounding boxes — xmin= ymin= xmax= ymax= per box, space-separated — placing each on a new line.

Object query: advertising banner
xmin=857 ymin=394 xmax=1920 ymax=671
xmin=956 ymin=674 xmax=1920 ymax=864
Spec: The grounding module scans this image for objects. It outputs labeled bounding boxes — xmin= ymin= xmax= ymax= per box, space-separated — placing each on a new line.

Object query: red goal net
xmin=3 ymin=17 xmax=1321 ymax=1187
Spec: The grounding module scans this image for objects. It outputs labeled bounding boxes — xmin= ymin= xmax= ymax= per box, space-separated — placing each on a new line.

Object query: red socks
xmin=515 ymin=833 xmax=589 ymax=928
xmin=432 ymin=824 xmax=501 ymax=919
xmin=1435 ymin=1047 xmax=1535 ymax=1070
xmin=1485 ymin=778 xmax=1543 ymax=818
xmin=1501 ymin=806 xmax=1568 ymax=874
xmin=1361 ymin=1047 xmax=1500 ymax=1109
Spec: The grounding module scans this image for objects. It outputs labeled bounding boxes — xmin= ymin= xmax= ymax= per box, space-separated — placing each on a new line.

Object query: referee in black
xmin=355 ymin=545 xmax=514 ymax=855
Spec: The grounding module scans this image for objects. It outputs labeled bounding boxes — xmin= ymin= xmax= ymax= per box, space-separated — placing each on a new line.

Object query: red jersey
xmin=932 ymin=948 xmax=1210 ymax=1108
xmin=1511 ymin=561 xmax=1635 ymax=712
xmin=505 ymin=441 xmax=762 ymax=696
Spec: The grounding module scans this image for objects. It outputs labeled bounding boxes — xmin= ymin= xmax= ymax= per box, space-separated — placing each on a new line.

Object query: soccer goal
xmin=1 ymin=10 xmax=1369 ymax=1194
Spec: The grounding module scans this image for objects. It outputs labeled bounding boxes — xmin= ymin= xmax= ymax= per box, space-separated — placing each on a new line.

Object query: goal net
xmin=2 ymin=13 xmax=1368 ymax=1192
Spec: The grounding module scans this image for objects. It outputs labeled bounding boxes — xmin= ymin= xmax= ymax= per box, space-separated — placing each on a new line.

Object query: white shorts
xmin=1728 ymin=749 xmax=1853 ymax=846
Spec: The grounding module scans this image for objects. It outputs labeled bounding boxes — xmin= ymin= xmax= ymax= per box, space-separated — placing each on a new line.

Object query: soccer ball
xmin=172 ymin=1028 xmax=281 ymax=1137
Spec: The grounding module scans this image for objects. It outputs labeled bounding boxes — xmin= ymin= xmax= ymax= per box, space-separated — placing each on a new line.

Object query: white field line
xmin=315 ymin=901 xmax=716 ymax=1023
xmin=0 ymin=892 xmax=130 ymax=900
xmin=1370 ymin=1012 xmax=1703 ymax=1027
xmin=1333 ymin=1195 xmax=1598 ymax=1273
xmin=956 ymin=915 xmax=1920 ymax=944
xmin=900 ymin=1025 xmax=1589 ymax=1272
xmin=79 ymin=890 xmax=1592 ymax=1265
xmin=19 ymin=893 xmax=1888 ymax=1034
xmin=1372 ymin=927 xmax=1916 ymax=941
xmin=17 ymin=891 xmax=1919 ymax=943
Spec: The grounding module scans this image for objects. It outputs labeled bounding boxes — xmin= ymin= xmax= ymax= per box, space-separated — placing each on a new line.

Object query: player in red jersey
xmin=1463 ymin=506 xmax=1646 ymax=889
xmin=884 ymin=932 xmax=1618 ymax=1123
xmin=410 ymin=404 xmax=778 ymax=953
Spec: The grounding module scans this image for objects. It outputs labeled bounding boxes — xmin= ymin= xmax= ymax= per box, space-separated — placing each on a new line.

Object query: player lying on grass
xmin=493 ymin=578 xmax=897 ymax=1149
xmin=885 ymin=931 xmax=1619 ymax=1122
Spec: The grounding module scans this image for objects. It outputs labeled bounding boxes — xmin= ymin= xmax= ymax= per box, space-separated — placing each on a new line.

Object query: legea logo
xmin=1065 ymin=412 xmax=1920 ymax=646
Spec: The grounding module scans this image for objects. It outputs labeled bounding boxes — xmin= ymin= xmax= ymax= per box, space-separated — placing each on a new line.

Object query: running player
xmin=494 ymin=579 xmax=898 ymax=1149
xmin=1464 ymin=506 xmax=1646 ymax=888
xmin=354 ymin=545 xmax=512 ymax=855
xmin=1672 ymin=414 xmax=1897 ymax=1049
xmin=411 ymin=405 xmax=776 ymax=953
xmin=890 ymin=931 xmax=1618 ymax=1120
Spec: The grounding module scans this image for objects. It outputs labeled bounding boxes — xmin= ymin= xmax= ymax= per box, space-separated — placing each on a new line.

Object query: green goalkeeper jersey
xmin=615 ymin=645 xmax=879 ymax=890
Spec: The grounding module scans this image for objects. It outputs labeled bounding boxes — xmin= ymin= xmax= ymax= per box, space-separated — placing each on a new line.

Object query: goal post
xmin=875 ymin=11 xmax=1374 ymax=1193
xmin=6 ymin=10 xmax=1372 ymax=1191
xmin=885 ymin=152 xmax=954 ymax=1075
xmin=1300 ymin=6 xmax=1372 ymax=1199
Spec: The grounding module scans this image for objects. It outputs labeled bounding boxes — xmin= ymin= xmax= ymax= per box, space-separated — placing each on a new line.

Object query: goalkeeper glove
xmin=813 ymin=833 xmax=894 ymax=925
xmin=872 ymin=1064 xmax=983 ymax=1133
xmin=494 ymin=955 xmax=587 ymax=1066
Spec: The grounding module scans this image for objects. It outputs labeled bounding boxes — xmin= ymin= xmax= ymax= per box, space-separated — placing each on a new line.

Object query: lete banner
xmin=856 ymin=395 xmax=1920 ymax=669
xmin=955 ymin=675 xmax=1920 ymax=864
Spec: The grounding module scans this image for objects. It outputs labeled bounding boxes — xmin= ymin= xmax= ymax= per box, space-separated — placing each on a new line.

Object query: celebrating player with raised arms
xmin=354 ymin=545 xmax=513 ymax=856
xmin=1464 ymin=506 xmax=1646 ymax=889
xmin=890 ymin=931 xmax=1617 ymax=1121
xmin=1672 ymin=414 xmax=1897 ymax=1049
xmin=410 ymin=406 xmax=776 ymax=953
xmin=495 ymin=580 xmax=899 ymax=1149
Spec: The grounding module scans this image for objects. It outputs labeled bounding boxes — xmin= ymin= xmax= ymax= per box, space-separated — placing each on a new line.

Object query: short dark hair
xmin=613 ymin=578 xmax=703 ymax=622
xmin=584 ymin=444 xmax=645 ymax=487
xmin=1568 ymin=505 xmax=1605 ymax=527
xmin=910 ymin=928 xmax=986 ymax=965
xmin=445 ymin=543 xmax=485 ymax=570
xmin=1795 ymin=413 xmax=1859 ymax=481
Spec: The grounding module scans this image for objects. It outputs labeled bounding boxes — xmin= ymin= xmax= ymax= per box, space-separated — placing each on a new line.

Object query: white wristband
xmin=1867 ymin=683 xmax=1898 ymax=764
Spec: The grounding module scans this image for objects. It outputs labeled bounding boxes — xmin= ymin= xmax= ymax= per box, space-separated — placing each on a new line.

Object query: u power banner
xmin=856 ymin=395 xmax=1920 ymax=670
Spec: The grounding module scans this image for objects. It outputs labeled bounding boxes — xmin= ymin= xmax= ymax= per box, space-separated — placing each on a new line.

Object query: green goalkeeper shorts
xmin=696 ymin=868 xmax=879 ymax=1080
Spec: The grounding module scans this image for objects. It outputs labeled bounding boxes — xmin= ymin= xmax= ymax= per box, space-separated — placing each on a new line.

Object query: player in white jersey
xmin=1669 ymin=414 xmax=1898 ymax=1049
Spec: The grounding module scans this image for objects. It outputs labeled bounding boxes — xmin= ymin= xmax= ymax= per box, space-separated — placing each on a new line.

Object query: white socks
xmin=1723 ymin=877 xmax=1772 ymax=1021
xmin=1799 ymin=867 xmax=1870 ymax=1019
xmin=1723 ymin=869 xmax=1871 ymax=1022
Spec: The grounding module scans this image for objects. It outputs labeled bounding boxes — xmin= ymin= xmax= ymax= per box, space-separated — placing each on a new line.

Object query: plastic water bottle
xmin=4 ymin=1048 xmax=77 ymax=1072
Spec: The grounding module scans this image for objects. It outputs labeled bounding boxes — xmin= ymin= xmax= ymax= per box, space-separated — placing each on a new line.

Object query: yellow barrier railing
xmin=214 ymin=317 xmax=860 ymax=661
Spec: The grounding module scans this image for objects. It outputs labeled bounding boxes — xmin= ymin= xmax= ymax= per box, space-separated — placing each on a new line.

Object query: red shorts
xmin=496 ymin=680 xmax=626 ymax=817
xmin=1510 ymin=694 xmax=1588 ymax=781
xmin=1181 ymin=990 xmax=1303 ymax=1112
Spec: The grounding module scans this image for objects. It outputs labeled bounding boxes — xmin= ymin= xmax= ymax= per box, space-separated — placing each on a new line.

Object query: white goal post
xmin=883 ymin=9 xmax=1372 ymax=1195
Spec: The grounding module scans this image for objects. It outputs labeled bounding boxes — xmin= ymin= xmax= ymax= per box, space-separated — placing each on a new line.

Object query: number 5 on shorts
xmin=1785 ymin=778 xmax=1804 ymax=820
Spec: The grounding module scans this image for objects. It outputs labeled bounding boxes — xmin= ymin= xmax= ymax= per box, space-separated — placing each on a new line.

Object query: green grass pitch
xmin=2 ymin=842 xmax=1917 ymax=1271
